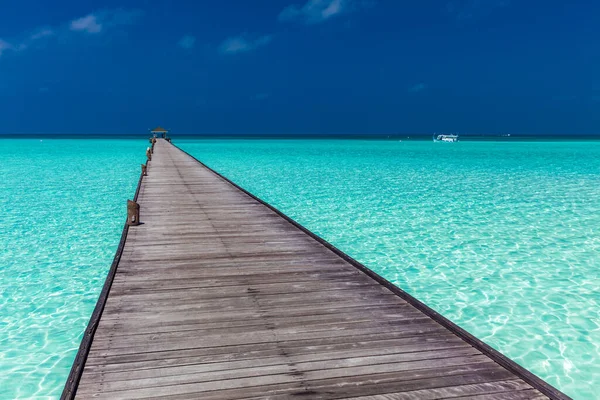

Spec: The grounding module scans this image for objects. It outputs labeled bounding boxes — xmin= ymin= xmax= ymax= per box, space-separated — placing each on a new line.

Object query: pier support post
xmin=127 ymin=200 xmax=140 ymax=226
xmin=141 ymin=163 xmax=147 ymax=176
xmin=146 ymin=147 xmax=152 ymax=162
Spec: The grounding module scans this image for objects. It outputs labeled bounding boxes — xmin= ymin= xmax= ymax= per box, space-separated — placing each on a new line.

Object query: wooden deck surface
xmin=69 ymin=139 xmax=566 ymax=399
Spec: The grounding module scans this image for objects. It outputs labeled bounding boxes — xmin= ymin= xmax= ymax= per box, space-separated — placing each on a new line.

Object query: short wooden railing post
xmin=141 ymin=164 xmax=147 ymax=176
xmin=127 ymin=200 xmax=140 ymax=226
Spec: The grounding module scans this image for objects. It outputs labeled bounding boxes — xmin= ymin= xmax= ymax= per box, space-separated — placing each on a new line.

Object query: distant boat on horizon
xmin=433 ymin=133 xmax=459 ymax=142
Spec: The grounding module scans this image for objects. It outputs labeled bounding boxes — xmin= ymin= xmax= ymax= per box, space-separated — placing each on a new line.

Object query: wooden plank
xmin=143 ymin=363 xmax=516 ymax=400
xmin=88 ymin=323 xmax=446 ymax=356
xmin=80 ymin=347 xmax=485 ymax=387
xmin=83 ymin=335 xmax=469 ymax=374
xmin=63 ymin=139 xmax=569 ymax=399
xmin=93 ymin=306 xmax=424 ymax=336
xmin=83 ymin=331 xmax=461 ymax=367
xmin=321 ymin=380 xmax=540 ymax=400
xmin=76 ymin=354 xmax=493 ymax=395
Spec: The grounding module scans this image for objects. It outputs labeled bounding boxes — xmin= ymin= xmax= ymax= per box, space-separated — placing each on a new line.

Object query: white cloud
xmin=31 ymin=29 xmax=54 ymax=41
xmin=70 ymin=9 xmax=142 ymax=34
xmin=219 ymin=34 xmax=272 ymax=55
xmin=0 ymin=29 xmax=53 ymax=58
xmin=0 ymin=9 xmax=141 ymax=61
xmin=178 ymin=35 xmax=196 ymax=50
xmin=279 ymin=0 xmax=369 ymax=24
xmin=0 ymin=39 xmax=12 ymax=57
xmin=70 ymin=15 xmax=103 ymax=33
xmin=409 ymin=83 xmax=427 ymax=93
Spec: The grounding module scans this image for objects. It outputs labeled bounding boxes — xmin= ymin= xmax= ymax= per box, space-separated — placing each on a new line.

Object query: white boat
xmin=433 ymin=134 xmax=459 ymax=142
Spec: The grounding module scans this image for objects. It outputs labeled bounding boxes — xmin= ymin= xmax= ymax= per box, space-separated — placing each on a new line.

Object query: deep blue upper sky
xmin=0 ymin=0 xmax=598 ymax=135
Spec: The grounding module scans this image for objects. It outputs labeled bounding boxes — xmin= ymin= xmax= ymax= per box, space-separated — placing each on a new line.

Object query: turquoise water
xmin=2 ymin=138 xmax=599 ymax=399
xmin=178 ymin=139 xmax=600 ymax=399
xmin=0 ymin=139 xmax=143 ymax=399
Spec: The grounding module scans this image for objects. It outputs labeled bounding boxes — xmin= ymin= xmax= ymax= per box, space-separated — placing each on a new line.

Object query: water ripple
xmin=0 ymin=139 xmax=144 ymax=399
xmin=180 ymin=139 xmax=600 ymax=399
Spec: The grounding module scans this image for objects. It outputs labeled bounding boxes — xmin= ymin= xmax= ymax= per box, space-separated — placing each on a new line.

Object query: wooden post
xmin=141 ymin=163 xmax=147 ymax=176
xmin=127 ymin=200 xmax=140 ymax=226
xmin=166 ymin=138 xmax=172 ymax=143
xmin=146 ymin=147 xmax=152 ymax=162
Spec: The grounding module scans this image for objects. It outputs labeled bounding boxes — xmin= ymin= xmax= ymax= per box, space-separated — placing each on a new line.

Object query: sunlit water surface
xmin=178 ymin=139 xmax=600 ymax=399
xmin=2 ymin=138 xmax=599 ymax=399
xmin=0 ymin=139 xmax=143 ymax=399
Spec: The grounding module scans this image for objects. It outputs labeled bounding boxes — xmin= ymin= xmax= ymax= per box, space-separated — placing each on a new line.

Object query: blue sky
xmin=0 ymin=0 xmax=598 ymax=135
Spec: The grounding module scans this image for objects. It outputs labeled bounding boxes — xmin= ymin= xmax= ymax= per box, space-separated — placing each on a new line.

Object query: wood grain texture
xmin=70 ymin=139 xmax=566 ymax=399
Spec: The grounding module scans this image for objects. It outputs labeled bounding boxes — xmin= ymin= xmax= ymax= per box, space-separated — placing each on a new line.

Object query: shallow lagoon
xmin=179 ymin=139 xmax=600 ymax=399
xmin=1 ymin=138 xmax=599 ymax=399
xmin=0 ymin=139 xmax=143 ymax=399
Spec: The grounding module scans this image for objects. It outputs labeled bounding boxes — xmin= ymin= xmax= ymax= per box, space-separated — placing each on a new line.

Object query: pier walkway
xmin=64 ymin=139 xmax=567 ymax=399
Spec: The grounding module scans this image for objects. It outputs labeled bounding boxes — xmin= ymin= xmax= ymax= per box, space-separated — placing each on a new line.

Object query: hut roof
xmin=151 ymin=126 xmax=168 ymax=133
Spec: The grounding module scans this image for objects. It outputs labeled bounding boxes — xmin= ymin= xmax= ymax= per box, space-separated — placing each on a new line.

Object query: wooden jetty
xmin=62 ymin=139 xmax=569 ymax=399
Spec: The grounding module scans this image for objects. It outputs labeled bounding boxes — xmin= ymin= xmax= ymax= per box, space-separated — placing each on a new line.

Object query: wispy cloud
xmin=0 ymin=9 xmax=141 ymax=60
xmin=219 ymin=34 xmax=272 ymax=55
xmin=70 ymin=9 xmax=142 ymax=34
xmin=178 ymin=35 xmax=196 ymax=50
xmin=70 ymin=15 xmax=102 ymax=33
xmin=446 ymin=0 xmax=510 ymax=20
xmin=279 ymin=0 xmax=372 ymax=24
xmin=30 ymin=29 xmax=54 ymax=41
xmin=0 ymin=39 xmax=12 ymax=57
xmin=409 ymin=83 xmax=427 ymax=93
xmin=0 ymin=28 xmax=55 ymax=57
